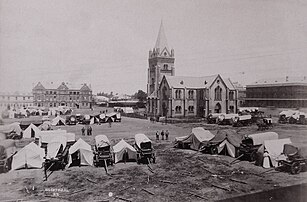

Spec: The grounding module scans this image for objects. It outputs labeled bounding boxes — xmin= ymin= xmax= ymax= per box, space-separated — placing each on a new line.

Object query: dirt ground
xmin=1 ymin=112 xmax=307 ymax=202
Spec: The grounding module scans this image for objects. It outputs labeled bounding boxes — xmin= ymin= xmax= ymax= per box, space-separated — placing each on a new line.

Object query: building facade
xmin=155 ymin=75 xmax=238 ymax=118
xmin=32 ymin=82 xmax=92 ymax=108
xmin=232 ymin=81 xmax=246 ymax=107
xmin=0 ymin=92 xmax=33 ymax=111
xmin=147 ymin=22 xmax=238 ymax=118
xmin=245 ymin=76 xmax=307 ymax=108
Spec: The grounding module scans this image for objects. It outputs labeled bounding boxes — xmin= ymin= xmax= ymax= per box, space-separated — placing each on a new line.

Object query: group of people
xmin=156 ymin=130 xmax=169 ymax=141
xmin=81 ymin=126 xmax=92 ymax=136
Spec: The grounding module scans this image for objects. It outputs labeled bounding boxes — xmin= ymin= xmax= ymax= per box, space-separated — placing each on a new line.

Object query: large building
xmin=0 ymin=92 xmax=33 ymax=111
xmin=32 ymin=82 xmax=92 ymax=108
xmin=147 ymin=22 xmax=238 ymax=118
xmin=245 ymin=76 xmax=307 ymax=108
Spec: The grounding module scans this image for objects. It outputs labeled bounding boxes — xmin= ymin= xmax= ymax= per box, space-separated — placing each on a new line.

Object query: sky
xmin=1 ymin=0 xmax=307 ymax=95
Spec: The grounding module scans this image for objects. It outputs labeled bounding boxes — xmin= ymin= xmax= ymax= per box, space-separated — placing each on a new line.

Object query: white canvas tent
xmin=23 ymin=123 xmax=41 ymax=138
xmin=208 ymin=130 xmax=242 ymax=158
xmin=37 ymin=129 xmax=67 ymax=146
xmin=68 ymin=138 xmax=93 ymax=166
xmin=176 ymin=127 xmax=215 ymax=151
xmin=11 ymin=142 xmax=45 ymax=170
xmin=90 ymin=117 xmax=99 ymax=125
xmin=51 ymin=116 xmax=66 ymax=126
xmin=46 ymin=136 xmax=67 ymax=159
xmin=247 ymin=132 xmax=279 ymax=146
xmin=256 ymin=138 xmax=292 ymax=168
xmin=0 ymin=122 xmax=22 ymax=136
xmin=113 ymin=139 xmax=137 ymax=163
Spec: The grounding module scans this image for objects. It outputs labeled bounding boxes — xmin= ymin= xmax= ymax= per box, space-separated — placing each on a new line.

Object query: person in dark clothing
xmin=81 ymin=127 xmax=85 ymax=136
xmin=165 ymin=130 xmax=169 ymax=140
xmin=86 ymin=126 xmax=90 ymax=136
xmin=88 ymin=126 xmax=92 ymax=136
xmin=161 ymin=130 xmax=165 ymax=140
xmin=156 ymin=131 xmax=159 ymax=141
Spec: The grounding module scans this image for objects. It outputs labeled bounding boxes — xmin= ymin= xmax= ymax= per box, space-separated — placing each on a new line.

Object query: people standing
xmin=108 ymin=118 xmax=112 ymax=128
xmin=156 ymin=131 xmax=159 ymax=141
xmin=89 ymin=126 xmax=92 ymax=136
xmin=86 ymin=126 xmax=90 ymax=136
xmin=81 ymin=127 xmax=85 ymax=136
xmin=161 ymin=130 xmax=165 ymax=140
xmin=165 ymin=130 xmax=169 ymax=140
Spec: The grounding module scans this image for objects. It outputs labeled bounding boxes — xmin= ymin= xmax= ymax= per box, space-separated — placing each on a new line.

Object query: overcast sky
xmin=1 ymin=0 xmax=307 ymax=94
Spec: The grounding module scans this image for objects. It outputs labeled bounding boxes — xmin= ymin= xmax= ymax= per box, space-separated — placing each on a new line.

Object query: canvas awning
xmin=68 ymin=138 xmax=93 ymax=166
xmin=113 ymin=139 xmax=137 ymax=163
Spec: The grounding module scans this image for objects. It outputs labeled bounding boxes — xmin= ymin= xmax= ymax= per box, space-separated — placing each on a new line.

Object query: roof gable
xmin=80 ymin=84 xmax=91 ymax=91
xmin=33 ymin=82 xmax=45 ymax=90
xmin=57 ymin=82 xmax=69 ymax=90
xmin=165 ymin=75 xmax=217 ymax=89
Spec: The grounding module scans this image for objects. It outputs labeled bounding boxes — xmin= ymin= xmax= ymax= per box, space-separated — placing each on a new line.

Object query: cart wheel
xmin=211 ymin=146 xmax=218 ymax=155
xmin=291 ymin=162 xmax=301 ymax=174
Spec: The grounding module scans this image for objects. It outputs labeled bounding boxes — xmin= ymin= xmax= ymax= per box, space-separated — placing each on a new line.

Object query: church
xmin=147 ymin=22 xmax=238 ymax=118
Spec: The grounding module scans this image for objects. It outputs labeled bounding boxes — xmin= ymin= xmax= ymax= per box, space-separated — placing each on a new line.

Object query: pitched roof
xmin=154 ymin=21 xmax=169 ymax=51
xmin=164 ymin=75 xmax=217 ymax=89
xmin=248 ymin=76 xmax=307 ymax=87
xmin=224 ymin=78 xmax=236 ymax=90
xmin=33 ymin=82 xmax=91 ymax=91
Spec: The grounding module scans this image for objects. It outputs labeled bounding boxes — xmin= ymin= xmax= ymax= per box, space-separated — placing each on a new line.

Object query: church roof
xmin=163 ymin=75 xmax=236 ymax=90
xmin=164 ymin=75 xmax=217 ymax=89
xmin=154 ymin=21 xmax=169 ymax=51
xmin=224 ymin=78 xmax=236 ymax=90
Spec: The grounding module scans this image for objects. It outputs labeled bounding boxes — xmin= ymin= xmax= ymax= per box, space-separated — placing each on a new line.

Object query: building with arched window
xmin=32 ymin=82 xmax=92 ymax=108
xmin=147 ymin=22 xmax=238 ymax=118
xmin=157 ymin=74 xmax=238 ymax=118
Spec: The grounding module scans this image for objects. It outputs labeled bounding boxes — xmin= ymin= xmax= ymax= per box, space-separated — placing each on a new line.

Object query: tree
xmin=133 ymin=90 xmax=147 ymax=102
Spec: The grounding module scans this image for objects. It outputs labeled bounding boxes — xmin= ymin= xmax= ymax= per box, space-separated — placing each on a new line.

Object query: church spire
xmin=154 ymin=20 xmax=169 ymax=51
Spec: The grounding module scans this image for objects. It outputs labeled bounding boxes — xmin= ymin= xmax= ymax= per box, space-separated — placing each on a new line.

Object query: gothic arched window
xmin=188 ymin=90 xmax=194 ymax=99
xmin=215 ymin=86 xmax=222 ymax=101
xmin=163 ymin=64 xmax=168 ymax=70
xmin=175 ymin=90 xmax=181 ymax=99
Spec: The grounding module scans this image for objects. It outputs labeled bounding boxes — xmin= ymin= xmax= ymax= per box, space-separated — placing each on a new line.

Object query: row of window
xmin=1 ymin=96 xmax=32 ymax=100
xmin=35 ymin=102 xmax=90 ymax=107
xmin=0 ymin=103 xmax=32 ymax=107
xmin=44 ymin=91 xmax=91 ymax=95
xmin=175 ymin=105 xmax=194 ymax=113
xmin=175 ymin=90 xmax=194 ymax=99
xmin=35 ymin=96 xmax=90 ymax=101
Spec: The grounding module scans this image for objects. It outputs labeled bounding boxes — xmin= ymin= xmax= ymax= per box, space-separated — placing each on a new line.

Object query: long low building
xmin=0 ymin=92 xmax=33 ymax=111
xmin=245 ymin=76 xmax=307 ymax=108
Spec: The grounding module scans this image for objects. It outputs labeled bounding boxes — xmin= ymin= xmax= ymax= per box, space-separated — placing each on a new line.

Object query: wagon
xmin=257 ymin=118 xmax=273 ymax=131
xmin=277 ymin=144 xmax=307 ymax=174
xmin=233 ymin=115 xmax=252 ymax=127
xmin=66 ymin=115 xmax=77 ymax=125
xmin=134 ymin=134 xmax=156 ymax=164
xmin=217 ymin=114 xmax=238 ymax=125
xmin=207 ymin=113 xmax=223 ymax=124
xmin=93 ymin=135 xmax=114 ymax=167
xmin=44 ymin=136 xmax=69 ymax=180
xmin=239 ymin=132 xmax=279 ymax=161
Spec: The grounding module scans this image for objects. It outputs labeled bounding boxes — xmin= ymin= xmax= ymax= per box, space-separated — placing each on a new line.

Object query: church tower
xmin=147 ymin=21 xmax=175 ymax=97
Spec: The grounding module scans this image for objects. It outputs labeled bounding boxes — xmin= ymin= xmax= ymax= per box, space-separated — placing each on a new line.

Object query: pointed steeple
xmin=154 ymin=20 xmax=169 ymax=51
